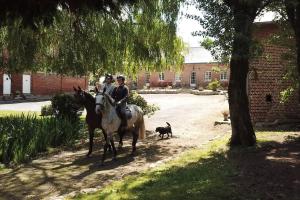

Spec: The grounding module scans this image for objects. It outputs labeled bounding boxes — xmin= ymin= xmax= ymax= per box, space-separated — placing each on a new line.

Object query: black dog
xmin=155 ymin=122 xmax=172 ymax=139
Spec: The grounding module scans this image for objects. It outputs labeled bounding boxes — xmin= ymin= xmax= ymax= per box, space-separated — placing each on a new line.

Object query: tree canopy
xmin=0 ymin=0 xmax=185 ymax=76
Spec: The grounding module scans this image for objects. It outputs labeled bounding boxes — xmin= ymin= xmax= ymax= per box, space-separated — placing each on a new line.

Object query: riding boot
xmin=119 ymin=115 xmax=127 ymax=131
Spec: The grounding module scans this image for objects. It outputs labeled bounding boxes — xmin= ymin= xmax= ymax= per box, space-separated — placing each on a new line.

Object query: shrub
xmin=158 ymin=81 xmax=172 ymax=88
xmin=0 ymin=114 xmax=82 ymax=165
xmin=207 ymin=79 xmax=221 ymax=91
xmin=41 ymin=105 xmax=53 ymax=116
xmin=15 ymin=90 xmax=21 ymax=96
xmin=51 ymin=93 xmax=82 ymax=120
xmin=128 ymin=91 xmax=159 ymax=117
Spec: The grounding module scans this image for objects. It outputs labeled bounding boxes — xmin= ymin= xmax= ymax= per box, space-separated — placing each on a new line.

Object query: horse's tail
xmin=138 ymin=114 xmax=146 ymax=140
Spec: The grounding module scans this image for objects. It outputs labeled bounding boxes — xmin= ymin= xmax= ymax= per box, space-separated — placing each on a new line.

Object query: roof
xmin=184 ymin=47 xmax=215 ymax=64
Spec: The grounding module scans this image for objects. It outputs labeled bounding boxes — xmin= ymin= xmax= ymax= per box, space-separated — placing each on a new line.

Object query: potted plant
xmin=208 ymin=79 xmax=221 ymax=91
xmin=222 ymin=110 xmax=229 ymax=121
xmin=14 ymin=90 xmax=23 ymax=100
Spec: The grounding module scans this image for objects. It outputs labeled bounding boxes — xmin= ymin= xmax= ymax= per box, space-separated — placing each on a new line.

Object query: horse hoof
xmin=130 ymin=152 xmax=136 ymax=157
xmin=99 ymin=161 xmax=105 ymax=167
xmin=86 ymin=152 xmax=92 ymax=157
xmin=112 ymin=157 xmax=117 ymax=161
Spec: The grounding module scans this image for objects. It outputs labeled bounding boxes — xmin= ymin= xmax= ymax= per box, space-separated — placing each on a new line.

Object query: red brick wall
xmin=253 ymin=22 xmax=279 ymax=40
xmin=137 ymin=63 xmax=229 ymax=89
xmin=0 ymin=72 xmax=87 ymax=97
xmin=31 ymin=73 xmax=87 ymax=95
xmin=31 ymin=73 xmax=62 ymax=95
xmin=249 ymin=23 xmax=300 ymax=123
xmin=61 ymin=75 xmax=87 ymax=92
xmin=180 ymin=63 xmax=229 ymax=88
xmin=11 ymin=74 xmax=22 ymax=95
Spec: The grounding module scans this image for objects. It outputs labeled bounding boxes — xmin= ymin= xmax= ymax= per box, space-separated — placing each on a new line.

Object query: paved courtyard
xmin=0 ymin=101 xmax=51 ymax=111
xmin=0 ymin=94 xmax=229 ymax=136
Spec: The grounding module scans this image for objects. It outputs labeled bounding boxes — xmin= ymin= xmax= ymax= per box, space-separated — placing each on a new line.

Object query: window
xmin=159 ymin=72 xmax=164 ymax=81
xmin=175 ymin=73 xmax=181 ymax=82
xmin=220 ymin=71 xmax=228 ymax=81
xmin=190 ymin=71 xmax=196 ymax=84
xmin=145 ymin=72 xmax=150 ymax=83
xmin=204 ymin=71 xmax=212 ymax=82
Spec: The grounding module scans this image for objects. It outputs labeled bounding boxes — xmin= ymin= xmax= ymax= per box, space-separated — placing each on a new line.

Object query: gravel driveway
xmin=0 ymin=101 xmax=50 ymax=112
xmin=143 ymin=94 xmax=229 ymax=145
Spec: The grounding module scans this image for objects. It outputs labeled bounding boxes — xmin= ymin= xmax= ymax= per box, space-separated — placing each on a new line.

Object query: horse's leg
xmin=110 ymin=137 xmax=117 ymax=161
xmin=118 ymin=130 xmax=124 ymax=149
xmin=101 ymin=143 xmax=109 ymax=166
xmin=87 ymin=126 xmax=94 ymax=157
xmin=101 ymin=136 xmax=110 ymax=166
xmin=131 ymin=128 xmax=139 ymax=155
xmin=103 ymin=129 xmax=112 ymax=153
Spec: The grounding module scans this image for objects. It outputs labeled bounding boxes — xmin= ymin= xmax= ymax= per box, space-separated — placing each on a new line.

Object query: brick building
xmin=248 ymin=22 xmax=300 ymax=124
xmin=0 ymin=72 xmax=87 ymax=97
xmin=137 ymin=47 xmax=229 ymax=89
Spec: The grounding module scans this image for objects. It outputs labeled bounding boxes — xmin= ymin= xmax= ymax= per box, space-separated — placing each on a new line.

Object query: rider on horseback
xmin=111 ymin=75 xmax=129 ymax=130
xmin=103 ymin=74 xmax=115 ymax=96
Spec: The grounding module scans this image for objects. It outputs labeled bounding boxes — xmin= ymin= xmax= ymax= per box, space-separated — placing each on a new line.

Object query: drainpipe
xmin=60 ymin=74 xmax=63 ymax=93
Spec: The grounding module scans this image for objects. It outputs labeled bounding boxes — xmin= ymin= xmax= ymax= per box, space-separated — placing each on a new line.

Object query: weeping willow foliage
xmin=0 ymin=0 xmax=185 ymax=76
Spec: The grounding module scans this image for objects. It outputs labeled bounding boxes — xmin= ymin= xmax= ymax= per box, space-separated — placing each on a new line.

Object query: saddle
xmin=124 ymin=106 xmax=132 ymax=120
xmin=116 ymin=105 xmax=132 ymax=120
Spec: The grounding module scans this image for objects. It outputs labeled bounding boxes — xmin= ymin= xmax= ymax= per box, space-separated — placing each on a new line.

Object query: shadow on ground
xmin=88 ymin=133 xmax=300 ymax=200
xmin=0 ymin=130 xmax=189 ymax=200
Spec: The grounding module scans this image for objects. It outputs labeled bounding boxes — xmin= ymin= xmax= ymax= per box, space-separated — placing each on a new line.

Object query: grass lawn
xmin=73 ymin=131 xmax=300 ymax=200
xmin=0 ymin=110 xmax=86 ymax=121
xmin=0 ymin=110 xmax=40 ymax=117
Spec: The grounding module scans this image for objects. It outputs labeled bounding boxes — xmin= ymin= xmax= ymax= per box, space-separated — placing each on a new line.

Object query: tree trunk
xmin=228 ymin=6 xmax=257 ymax=146
xmin=285 ymin=0 xmax=300 ymax=100
xmin=296 ymin=3 xmax=300 ymax=101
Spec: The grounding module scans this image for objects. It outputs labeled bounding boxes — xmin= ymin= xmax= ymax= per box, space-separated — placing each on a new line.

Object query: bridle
xmin=95 ymin=93 xmax=106 ymax=108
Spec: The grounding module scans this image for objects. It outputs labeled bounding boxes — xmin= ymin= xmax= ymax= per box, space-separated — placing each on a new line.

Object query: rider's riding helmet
xmin=117 ymin=75 xmax=125 ymax=82
xmin=105 ymin=74 xmax=114 ymax=82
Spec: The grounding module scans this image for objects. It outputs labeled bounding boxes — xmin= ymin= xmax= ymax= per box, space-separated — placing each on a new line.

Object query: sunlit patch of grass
xmin=72 ymin=137 xmax=239 ymax=200
xmin=0 ymin=164 xmax=5 ymax=171
xmin=0 ymin=110 xmax=40 ymax=117
xmin=72 ymin=131 xmax=300 ymax=200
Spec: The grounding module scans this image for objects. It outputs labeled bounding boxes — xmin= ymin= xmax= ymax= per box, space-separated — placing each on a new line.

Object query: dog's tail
xmin=166 ymin=122 xmax=171 ymax=127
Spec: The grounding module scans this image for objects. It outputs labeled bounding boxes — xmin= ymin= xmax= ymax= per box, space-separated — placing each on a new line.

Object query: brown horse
xmin=73 ymin=86 xmax=114 ymax=157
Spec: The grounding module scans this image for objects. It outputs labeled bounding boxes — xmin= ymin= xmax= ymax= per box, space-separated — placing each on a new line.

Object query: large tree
xmin=0 ymin=0 xmax=138 ymax=27
xmin=0 ymin=1 xmax=185 ymax=76
xmin=191 ymin=0 xmax=274 ymax=146
xmin=284 ymin=0 xmax=300 ymax=97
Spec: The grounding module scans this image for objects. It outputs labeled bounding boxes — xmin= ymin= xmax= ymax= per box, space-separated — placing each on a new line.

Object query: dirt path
xmin=0 ymin=94 xmax=231 ymax=200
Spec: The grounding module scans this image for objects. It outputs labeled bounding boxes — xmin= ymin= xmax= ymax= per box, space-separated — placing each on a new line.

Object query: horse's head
xmin=73 ymin=86 xmax=86 ymax=105
xmin=95 ymin=93 xmax=115 ymax=114
xmin=95 ymin=93 xmax=105 ymax=114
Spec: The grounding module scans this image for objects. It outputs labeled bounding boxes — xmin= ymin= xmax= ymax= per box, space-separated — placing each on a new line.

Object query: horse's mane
xmin=83 ymin=91 xmax=96 ymax=105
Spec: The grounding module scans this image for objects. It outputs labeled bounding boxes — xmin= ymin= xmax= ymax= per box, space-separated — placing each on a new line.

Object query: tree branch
xmin=284 ymin=0 xmax=296 ymax=30
xmin=255 ymin=0 xmax=279 ymax=15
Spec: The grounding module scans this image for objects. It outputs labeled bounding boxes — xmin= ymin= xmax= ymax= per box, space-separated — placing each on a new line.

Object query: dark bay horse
xmin=73 ymin=87 xmax=116 ymax=156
